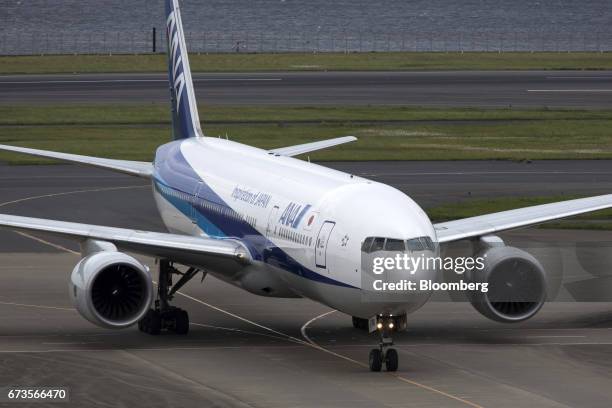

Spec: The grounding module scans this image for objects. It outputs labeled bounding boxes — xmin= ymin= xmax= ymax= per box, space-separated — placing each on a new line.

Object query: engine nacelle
xmin=467 ymin=246 xmax=547 ymax=323
xmin=70 ymin=251 xmax=153 ymax=329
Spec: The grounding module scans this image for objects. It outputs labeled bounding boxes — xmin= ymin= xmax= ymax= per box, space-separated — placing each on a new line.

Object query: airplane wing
xmin=434 ymin=194 xmax=612 ymax=243
xmin=0 ymin=144 xmax=153 ymax=178
xmin=0 ymin=214 xmax=250 ymax=272
xmin=270 ymin=136 xmax=357 ymax=157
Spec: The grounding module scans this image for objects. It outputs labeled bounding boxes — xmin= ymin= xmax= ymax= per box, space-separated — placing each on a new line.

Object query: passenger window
xmin=385 ymin=239 xmax=405 ymax=251
xmin=370 ymin=237 xmax=385 ymax=252
xmin=361 ymin=237 xmax=374 ymax=252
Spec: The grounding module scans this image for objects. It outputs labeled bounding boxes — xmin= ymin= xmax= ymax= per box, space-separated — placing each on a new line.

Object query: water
xmin=1 ymin=0 xmax=611 ymax=54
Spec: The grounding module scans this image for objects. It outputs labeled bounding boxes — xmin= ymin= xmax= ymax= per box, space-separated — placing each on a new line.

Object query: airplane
xmin=1 ymin=0 xmax=612 ymax=372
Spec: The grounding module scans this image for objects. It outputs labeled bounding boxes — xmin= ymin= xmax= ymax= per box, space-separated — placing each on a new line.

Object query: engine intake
xmin=467 ymin=246 xmax=547 ymax=323
xmin=70 ymin=251 xmax=153 ymax=329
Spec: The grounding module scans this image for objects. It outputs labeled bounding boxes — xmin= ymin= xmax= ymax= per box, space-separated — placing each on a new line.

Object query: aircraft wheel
xmin=385 ymin=348 xmax=398 ymax=372
xmin=369 ymin=349 xmax=383 ymax=372
xmin=138 ymin=310 xmax=149 ymax=333
xmin=140 ymin=309 xmax=161 ymax=335
xmin=174 ymin=309 xmax=190 ymax=335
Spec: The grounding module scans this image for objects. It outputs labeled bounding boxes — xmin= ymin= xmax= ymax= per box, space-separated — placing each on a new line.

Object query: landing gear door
xmin=315 ymin=221 xmax=335 ymax=269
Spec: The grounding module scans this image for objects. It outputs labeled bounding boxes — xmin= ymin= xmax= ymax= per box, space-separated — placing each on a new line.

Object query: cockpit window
xmin=384 ymin=239 xmax=405 ymax=251
xmin=370 ymin=237 xmax=385 ymax=252
xmin=407 ymin=236 xmax=436 ymax=252
xmin=406 ymin=238 xmax=424 ymax=251
xmin=421 ymin=236 xmax=435 ymax=251
xmin=361 ymin=236 xmax=436 ymax=253
xmin=361 ymin=237 xmax=374 ymax=252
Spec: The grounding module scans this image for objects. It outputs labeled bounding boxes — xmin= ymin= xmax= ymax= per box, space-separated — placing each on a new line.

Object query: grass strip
xmin=1 ymin=105 xmax=611 ymax=163
xmin=2 ymin=52 xmax=612 ymax=74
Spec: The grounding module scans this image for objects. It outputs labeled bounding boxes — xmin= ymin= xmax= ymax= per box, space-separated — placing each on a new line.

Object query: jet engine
xmin=467 ymin=246 xmax=547 ymax=323
xmin=69 ymin=251 xmax=153 ymax=329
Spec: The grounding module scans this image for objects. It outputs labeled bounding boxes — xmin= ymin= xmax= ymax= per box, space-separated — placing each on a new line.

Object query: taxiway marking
xmin=528 ymin=89 xmax=612 ymax=92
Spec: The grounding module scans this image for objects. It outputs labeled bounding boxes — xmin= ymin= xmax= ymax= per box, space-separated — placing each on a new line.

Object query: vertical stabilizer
xmin=165 ymin=0 xmax=203 ymax=140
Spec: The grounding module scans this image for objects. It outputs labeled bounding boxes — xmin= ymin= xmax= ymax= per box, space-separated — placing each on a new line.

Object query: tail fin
xmin=165 ymin=0 xmax=203 ymax=140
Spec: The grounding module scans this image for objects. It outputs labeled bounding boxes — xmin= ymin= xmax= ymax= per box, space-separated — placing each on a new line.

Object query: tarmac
xmin=2 ymin=71 xmax=612 ymax=107
xmin=0 ymin=161 xmax=611 ymax=407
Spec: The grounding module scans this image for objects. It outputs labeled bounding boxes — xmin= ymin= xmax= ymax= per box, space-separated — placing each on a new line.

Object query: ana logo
xmin=279 ymin=202 xmax=302 ymax=228
xmin=166 ymin=11 xmax=186 ymax=109
xmin=279 ymin=203 xmax=312 ymax=229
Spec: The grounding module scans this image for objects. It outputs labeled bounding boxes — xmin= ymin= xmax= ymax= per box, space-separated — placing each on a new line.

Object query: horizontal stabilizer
xmin=0 ymin=144 xmax=153 ymax=178
xmin=270 ymin=136 xmax=357 ymax=157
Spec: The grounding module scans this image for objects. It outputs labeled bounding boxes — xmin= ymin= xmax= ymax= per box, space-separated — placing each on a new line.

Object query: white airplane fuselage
xmin=152 ymin=136 xmax=438 ymax=318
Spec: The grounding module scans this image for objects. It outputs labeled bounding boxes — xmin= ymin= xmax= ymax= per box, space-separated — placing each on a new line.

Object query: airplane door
xmin=191 ymin=182 xmax=204 ymax=225
xmin=190 ymin=181 xmax=208 ymax=236
xmin=315 ymin=221 xmax=335 ymax=269
xmin=266 ymin=205 xmax=280 ymax=236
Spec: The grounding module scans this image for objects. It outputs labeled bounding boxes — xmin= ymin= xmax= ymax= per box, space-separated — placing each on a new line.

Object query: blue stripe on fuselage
xmin=154 ymin=141 xmax=355 ymax=289
xmin=153 ymin=178 xmax=226 ymax=238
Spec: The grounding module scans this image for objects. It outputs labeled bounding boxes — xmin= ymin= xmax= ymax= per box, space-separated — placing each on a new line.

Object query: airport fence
xmin=1 ymin=30 xmax=612 ymax=55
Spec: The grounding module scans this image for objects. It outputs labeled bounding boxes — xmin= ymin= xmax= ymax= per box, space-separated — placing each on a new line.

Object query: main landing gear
xmin=139 ymin=259 xmax=204 ymax=335
xmin=363 ymin=315 xmax=406 ymax=372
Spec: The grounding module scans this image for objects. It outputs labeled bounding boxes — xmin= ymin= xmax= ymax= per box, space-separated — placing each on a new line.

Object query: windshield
xmin=361 ymin=236 xmax=436 ymax=253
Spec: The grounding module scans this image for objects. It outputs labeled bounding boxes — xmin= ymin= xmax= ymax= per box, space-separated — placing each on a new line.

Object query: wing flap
xmin=270 ymin=136 xmax=357 ymax=157
xmin=434 ymin=194 xmax=612 ymax=243
xmin=0 ymin=214 xmax=250 ymax=272
xmin=0 ymin=144 xmax=153 ymax=178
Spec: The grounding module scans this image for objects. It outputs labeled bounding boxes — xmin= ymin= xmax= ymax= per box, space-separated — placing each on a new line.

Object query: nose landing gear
xmin=369 ymin=323 xmax=398 ymax=372
xmin=368 ymin=315 xmax=405 ymax=372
